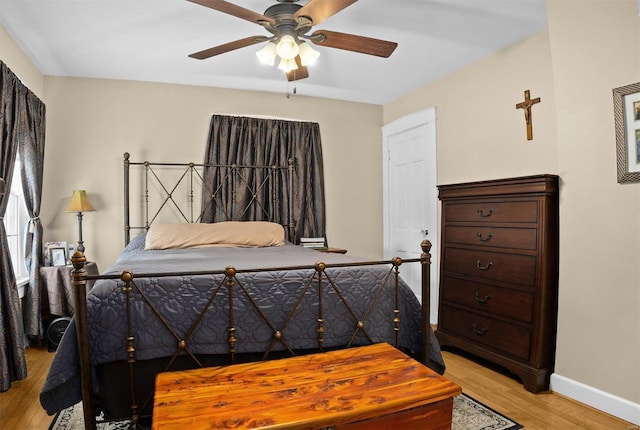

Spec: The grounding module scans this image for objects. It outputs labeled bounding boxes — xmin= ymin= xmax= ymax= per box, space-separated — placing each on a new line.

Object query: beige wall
xmin=40 ymin=77 xmax=384 ymax=268
xmin=546 ymin=0 xmax=640 ymax=404
xmin=0 ymin=24 xmax=44 ymax=98
xmin=385 ymin=30 xmax=558 ymax=181
xmin=384 ymin=0 xmax=639 ymax=409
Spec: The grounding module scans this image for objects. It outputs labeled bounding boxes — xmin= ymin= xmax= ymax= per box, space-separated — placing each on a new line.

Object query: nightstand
xmin=40 ymin=261 xmax=99 ymax=317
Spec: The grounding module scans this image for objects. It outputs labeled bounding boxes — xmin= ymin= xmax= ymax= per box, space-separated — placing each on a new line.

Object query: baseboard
xmin=550 ymin=373 xmax=640 ymax=425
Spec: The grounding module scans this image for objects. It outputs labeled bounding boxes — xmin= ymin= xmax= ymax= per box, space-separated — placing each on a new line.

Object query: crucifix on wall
xmin=516 ymin=89 xmax=541 ymax=140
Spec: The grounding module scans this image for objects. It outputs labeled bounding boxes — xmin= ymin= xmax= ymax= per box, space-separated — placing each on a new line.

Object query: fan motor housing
xmin=263 ymin=3 xmax=312 ymax=36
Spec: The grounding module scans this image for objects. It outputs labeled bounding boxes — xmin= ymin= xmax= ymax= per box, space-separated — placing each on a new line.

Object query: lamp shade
xmin=256 ymin=42 xmax=277 ymax=66
xmin=275 ymin=35 xmax=299 ymax=60
xmin=65 ymin=190 xmax=95 ymax=213
xmin=277 ymin=58 xmax=298 ymax=73
xmin=298 ymin=42 xmax=320 ymax=66
xmin=0 ymin=178 xmax=5 ymax=196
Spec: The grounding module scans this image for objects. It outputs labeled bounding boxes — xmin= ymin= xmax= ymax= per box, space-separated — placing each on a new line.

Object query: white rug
xmin=50 ymin=393 xmax=522 ymax=430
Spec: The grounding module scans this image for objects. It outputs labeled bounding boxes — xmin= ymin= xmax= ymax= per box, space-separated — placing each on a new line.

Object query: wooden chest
xmin=436 ymin=175 xmax=559 ymax=393
xmin=152 ymin=343 xmax=461 ymax=429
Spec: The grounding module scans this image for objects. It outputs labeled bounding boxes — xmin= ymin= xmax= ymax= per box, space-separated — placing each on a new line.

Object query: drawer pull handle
xmin=472 ymin=323 xmax=489 ymax=336
xmin=474 ymin=292 xmax=491 ymax=304
xmin=476 ymin=232 xmax=493 ymax=241
xmin=477 ymin=208 xmax=494 ymax=217
xmin=476 ymin=260 xmax=493 ymax=270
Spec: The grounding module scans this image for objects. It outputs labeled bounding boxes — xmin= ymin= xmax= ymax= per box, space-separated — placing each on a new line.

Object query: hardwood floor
xmin=441 ymin=349 xmax=634 ymax=429
xmin=0 ymin=343 xmax=56 ymax=430
xmin=0 ymin=343 xmax=635 ymax=429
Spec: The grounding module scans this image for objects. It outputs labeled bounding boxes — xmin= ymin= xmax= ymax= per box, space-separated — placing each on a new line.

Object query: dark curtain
xmin=201 ymin=115 xmax=325 ymax=243
xmin=19 ymin=88 xmax=46 ymax=338
xmin=0 ymin=62 xmax=27 ymax=391
xmin=0 ymin=61 xmax=44 ymax=391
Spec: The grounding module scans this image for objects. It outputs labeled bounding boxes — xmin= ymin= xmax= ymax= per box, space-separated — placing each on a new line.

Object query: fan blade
xmin=189 ymin=36 xmax=269 ymax=59
xmin=286 ymin=56 xmax=309 ymax=82
xmin=310 ymin=30 xmax=397 ymax=58
xmin=186 ymin=0 xmax=274 ymax=25
xmin=294 ymin=0 xmax=358 ymax=26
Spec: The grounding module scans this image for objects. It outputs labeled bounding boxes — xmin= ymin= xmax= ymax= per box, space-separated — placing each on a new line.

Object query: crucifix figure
xmin=516 ymin=90 xmax=541 ymax=140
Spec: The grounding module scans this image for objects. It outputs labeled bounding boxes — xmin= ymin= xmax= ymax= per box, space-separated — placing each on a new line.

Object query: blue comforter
xmin=40 ymin=234 xmax=444 ymax=414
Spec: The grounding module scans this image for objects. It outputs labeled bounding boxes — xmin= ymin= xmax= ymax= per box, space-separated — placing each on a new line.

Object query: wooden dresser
xmin=435 ymin=175 xmax=559 ymax=393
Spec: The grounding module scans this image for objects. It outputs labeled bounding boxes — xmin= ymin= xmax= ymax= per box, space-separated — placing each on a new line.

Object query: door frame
xmin=382 ymin=107 xmax=439 ymax=321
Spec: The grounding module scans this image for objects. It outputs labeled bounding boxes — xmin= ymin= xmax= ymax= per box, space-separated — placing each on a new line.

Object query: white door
xmin=382 ymin=108 xmax=438 ymax=323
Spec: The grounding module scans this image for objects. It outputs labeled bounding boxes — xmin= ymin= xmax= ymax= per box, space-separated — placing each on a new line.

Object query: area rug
xmin=50 ymin=393 xmax=522 ymax=430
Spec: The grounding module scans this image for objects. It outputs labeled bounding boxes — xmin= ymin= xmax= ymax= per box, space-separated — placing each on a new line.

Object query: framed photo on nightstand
xmin=50 ymin=247 xmax=67 ymax=267
xmin=44 ymin=241 xmax=67 ymax=266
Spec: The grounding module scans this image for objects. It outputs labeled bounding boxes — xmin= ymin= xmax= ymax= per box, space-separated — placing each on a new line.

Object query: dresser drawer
xmin=445 ymin=226 xmax=537 ymax=250
xmin=443 ymin=248 xmax=536 ymax=287
xmin=440 ymin=277 xmax=534 ymax=323
xmin=438 ymin=305 xmax=532 ymax=360
xmin=445 ymin=201 xmax=538 ymax=223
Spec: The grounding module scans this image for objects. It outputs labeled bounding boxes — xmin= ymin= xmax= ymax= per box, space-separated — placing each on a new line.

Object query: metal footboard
xmin=71 ymin=240 xmax=432 ymax=429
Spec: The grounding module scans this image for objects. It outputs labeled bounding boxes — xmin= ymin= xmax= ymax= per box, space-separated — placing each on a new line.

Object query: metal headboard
xmin=122 ymin=152 xmax=295 ymax=245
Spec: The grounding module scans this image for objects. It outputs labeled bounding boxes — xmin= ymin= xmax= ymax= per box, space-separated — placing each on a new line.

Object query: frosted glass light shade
xmin=256 ymin=42 xmax=277 ymax=66
xmin=278 ymin=58 xmax=297 ymax=72
xmin=277 ymin=58 xmax=298 ymax=72
xmin=298 ymin=42 xmax=320 ymax=66
xmin=275 ymin=35 xmax=299 ymax=60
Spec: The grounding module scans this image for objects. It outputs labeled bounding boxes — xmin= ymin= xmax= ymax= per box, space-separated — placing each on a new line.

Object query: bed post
xmin=287 ymin=158 xmax=295 ymax=243
xmin=123 ymin=152 xmax=131 ymax=246
xmin=420 ymin=240 xmax=432 ymax=365
xmin=71 ymin=252 xmax=97 ymax=430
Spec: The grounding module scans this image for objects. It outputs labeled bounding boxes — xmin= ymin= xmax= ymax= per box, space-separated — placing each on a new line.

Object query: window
xmin=3 ymin=158 xmax=29 ymax=288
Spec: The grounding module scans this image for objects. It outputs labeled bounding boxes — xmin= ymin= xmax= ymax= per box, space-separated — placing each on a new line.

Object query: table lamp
xmin=65 ymin=190 xmax=95 ymax=253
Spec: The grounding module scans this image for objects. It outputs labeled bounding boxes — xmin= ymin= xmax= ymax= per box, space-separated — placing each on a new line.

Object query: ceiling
xmin=0 ymin=0 xmax=548 ymax=105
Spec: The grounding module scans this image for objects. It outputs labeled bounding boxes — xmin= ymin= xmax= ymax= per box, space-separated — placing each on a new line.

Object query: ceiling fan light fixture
xmin=298 ymin=42 xmax=320 ymax=66
xmin=256 ymin=42 xmax=277 ymax=66
xmin=188 ymin=0 xmax=398 ymax=82
xmin=277 ymin=57 xmax=298 ymax=73
xmin=275 ymin=35 xmax=299 ymax=60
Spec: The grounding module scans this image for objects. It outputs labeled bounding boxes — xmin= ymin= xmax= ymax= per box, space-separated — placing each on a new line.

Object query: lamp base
xmin=76 ymin=212 xmax=85 ymax=255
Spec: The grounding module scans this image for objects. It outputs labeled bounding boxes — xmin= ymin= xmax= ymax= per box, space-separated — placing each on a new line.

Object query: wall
xmin=384 ymin=30 xmax=558 ymax=179
xmin=2 ymin=20 xmax=385 ymax=268
xmin=384 ymin=0 xmax=640 ymax=421
xmin=545 ymin=0 xmax=640 ymax=412
xmin=41 ymin=77 xmax=385 ymax=269
xmin=0 ymin=24 xmax=44 ymax=97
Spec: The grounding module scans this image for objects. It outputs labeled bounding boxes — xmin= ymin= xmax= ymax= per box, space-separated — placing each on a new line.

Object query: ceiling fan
xmin=187 ymin=0 xmax=398 ymax=82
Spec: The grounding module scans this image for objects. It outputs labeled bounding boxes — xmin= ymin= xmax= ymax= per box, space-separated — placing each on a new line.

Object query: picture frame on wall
xmin=613 ymin=82 xmax=640 ymax=183
xmin=49 ymin=247 xmax=67 ymax=267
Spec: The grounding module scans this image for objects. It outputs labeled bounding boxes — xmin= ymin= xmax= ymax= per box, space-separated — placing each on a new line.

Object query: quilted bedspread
xmin=40 ymin=234 xmax=444 ymax=414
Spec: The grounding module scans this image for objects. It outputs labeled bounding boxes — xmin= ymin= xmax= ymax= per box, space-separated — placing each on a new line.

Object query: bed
xmin=40 ymin=154 xmax=445 ymax=429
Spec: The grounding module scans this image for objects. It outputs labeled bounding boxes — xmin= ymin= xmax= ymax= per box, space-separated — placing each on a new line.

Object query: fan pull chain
xmin=285 ymin=71 xmax=298 ymax=99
